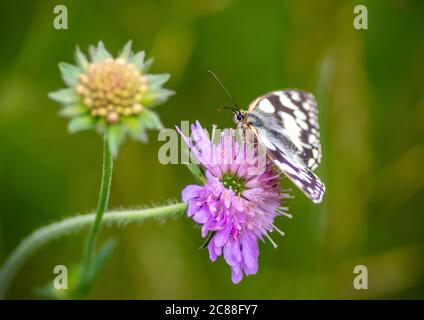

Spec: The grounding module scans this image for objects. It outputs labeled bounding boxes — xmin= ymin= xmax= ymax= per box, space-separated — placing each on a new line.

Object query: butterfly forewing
xmin=249 ymin=90 xmax=321 ymax=171
xmin=247 ymin=89 xmax=325 ymax=203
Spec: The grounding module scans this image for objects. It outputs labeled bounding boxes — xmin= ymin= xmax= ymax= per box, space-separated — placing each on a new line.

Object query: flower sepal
xmin=199 ymin=231 xmax=215 ymax=249
xmin=184 ymin=163 xmax=207 ymax=185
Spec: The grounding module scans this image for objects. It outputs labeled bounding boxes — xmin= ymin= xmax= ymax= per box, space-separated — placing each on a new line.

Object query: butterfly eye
xmin=232 ymin=110 xmax=245 ymax=123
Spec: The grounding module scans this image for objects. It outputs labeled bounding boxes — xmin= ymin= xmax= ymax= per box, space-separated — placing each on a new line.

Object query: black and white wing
xmin=247 ymin=90 xmax=325 ymax=203
xmin=249 ymin=90 xmax=321 ymax=171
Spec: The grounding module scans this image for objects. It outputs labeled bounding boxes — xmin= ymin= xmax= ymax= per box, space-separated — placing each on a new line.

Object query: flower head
xmin=179 ymin=122 xmax=291 ymax=283
xmin=49 ymin=41 xmax=173 ymax=155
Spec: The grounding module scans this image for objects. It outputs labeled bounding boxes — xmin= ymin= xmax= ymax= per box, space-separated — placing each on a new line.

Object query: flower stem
xmin=0 ymin=202 xmax=187 ymax=299
xmin=81 ymin=137 xmax=113 ymax=280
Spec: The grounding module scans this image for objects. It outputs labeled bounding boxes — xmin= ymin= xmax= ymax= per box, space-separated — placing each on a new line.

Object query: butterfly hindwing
xmin=268 ymin=145 xmax=325 ymax=204
xmin=248 ymin=90 xmax=321 ymax=171
xmin=251 ymin=125 xmax=325 ymax=203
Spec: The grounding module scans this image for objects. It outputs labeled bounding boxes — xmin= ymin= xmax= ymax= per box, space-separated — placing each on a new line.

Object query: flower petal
xmin=187 ymin=200 xmax=201 ymax=217
xmin=208 ymin=241 xmax=218 ymax=262
xmin=231 ymin=264 xmax=243 ymax=284
xmin=193 ymin=207 xmax=210 ymax=224
xmin=241 ymin=236 xmax=258 ymax=274
xmin=214 ymin=221 xmax=232 ymax=248
xmin=182 ymin=185 xmax=202 ymax=202
xmin=201 ymin=219 xmax=213 ymax=237
xmin=225 ymin=238 xmax=243 ymax=267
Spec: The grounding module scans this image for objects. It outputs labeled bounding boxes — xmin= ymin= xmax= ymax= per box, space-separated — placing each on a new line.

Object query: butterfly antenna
xmin=208 ymin=70 xmax=240 ymax=110
xmin=217 ymin=106 xmax=233 ymax=113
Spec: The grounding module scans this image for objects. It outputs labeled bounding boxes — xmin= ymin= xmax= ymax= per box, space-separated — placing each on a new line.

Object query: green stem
xmin=0 ymin=202 xmax=187 ymax=299
xmin=82 ymin=137 xmax=113 ymax=279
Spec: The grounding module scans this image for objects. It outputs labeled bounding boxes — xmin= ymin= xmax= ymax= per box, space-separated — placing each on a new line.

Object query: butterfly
xmin=209 ymin=71 xmax=325 ymax=203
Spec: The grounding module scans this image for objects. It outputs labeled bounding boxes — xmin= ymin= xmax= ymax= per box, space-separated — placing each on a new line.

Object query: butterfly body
xmin=233 ymin=89 xmax=325 ymax=204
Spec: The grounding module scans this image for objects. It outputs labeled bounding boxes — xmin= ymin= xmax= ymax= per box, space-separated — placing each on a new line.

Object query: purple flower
xmin=179 ymin=122 xmax=291 ymax=284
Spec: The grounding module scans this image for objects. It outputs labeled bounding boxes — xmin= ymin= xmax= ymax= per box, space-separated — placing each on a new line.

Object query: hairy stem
xmin=82 ymin=137 xmax=113 ymax=280
xmin=0 ymin=202 xmax=187 ymax=299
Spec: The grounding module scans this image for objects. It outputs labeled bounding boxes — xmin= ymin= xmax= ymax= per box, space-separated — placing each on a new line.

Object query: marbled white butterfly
xmin=210 ymin=71 xmax=325 ymax=203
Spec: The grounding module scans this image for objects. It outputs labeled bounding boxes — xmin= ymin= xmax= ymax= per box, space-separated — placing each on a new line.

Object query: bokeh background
xmin=0 ymin=0 xmax=423 ymax=299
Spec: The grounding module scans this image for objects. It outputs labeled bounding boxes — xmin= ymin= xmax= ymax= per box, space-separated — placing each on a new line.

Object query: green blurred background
xmin=0 ymin=0 xmax=423 ymax=299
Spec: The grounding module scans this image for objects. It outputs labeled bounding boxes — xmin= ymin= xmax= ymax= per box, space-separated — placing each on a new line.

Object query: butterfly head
xmin=232 ymin=109 xmax=247 ymax=124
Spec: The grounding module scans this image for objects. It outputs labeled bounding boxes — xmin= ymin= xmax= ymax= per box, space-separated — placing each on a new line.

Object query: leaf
xmin=48 ymin=88 xmax=79 ymax=104
xmin=130 ymin=51 xmax=145 ymax=70
xmin=35 ymin=238 xmax=117 ymax=299
xmin=59 ymin=63 xmax=81 ymax=86
xmin=75 ymin=46 xmax=89 ymax=69
xmin=185 ymin=163 xmax=206 ymax=185
xmin=119 ymin=40 xmax=133 ymax=61
xmin=106 ymin=124 xmax=127 ymax=157
xmin=78 ymin=238 xmax=117 ymax=296
xmin=59 ymin=105 xmax=88 ymax=117
xmin=90 ymin=238 xmax=117 ymax=279
xmin=68 ymin=115 xmax=96 ymax=133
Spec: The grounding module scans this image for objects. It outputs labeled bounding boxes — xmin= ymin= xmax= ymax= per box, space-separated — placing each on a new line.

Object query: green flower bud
xmin=49 ymin=41 xmax=174 ymax=156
